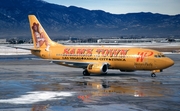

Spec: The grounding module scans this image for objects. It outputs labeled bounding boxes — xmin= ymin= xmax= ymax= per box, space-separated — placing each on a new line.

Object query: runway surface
xmin=0 ymin=54 xmax=180 ymax=111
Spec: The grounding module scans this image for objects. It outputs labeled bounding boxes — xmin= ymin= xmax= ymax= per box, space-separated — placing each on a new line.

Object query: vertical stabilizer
xmin=28 ymin=15 xmax=54 ymax=51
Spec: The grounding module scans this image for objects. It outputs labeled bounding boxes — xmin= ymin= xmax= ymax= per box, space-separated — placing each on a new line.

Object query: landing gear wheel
xmin=151 ymin=73 xmax=156 ymax=77
xmin=83 ymin=70 xmax=90 ymax=76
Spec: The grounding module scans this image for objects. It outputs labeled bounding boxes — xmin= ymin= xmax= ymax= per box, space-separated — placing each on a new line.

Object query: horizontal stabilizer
xmin=7 ymin=46 xmax=41 ymax=51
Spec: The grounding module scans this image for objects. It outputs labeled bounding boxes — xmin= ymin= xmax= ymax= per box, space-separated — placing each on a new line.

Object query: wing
xmin=53 ymin=60 xmax=90 ymax=68
xmin=31 ymin=58 xmax=92 ymax=68
xmin=31 ymin=58 xmax=110 ymax=68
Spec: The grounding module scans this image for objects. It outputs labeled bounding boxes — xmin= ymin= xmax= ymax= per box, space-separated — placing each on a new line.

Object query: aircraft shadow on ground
xmin=88 ymin=73 xmax=140 ymax=77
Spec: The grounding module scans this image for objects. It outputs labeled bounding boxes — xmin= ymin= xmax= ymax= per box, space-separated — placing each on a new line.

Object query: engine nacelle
xmin=87 ymin=63 xmax=108 ymax=74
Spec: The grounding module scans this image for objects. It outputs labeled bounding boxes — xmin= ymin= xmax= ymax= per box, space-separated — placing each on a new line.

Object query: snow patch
xmin=0 ymin=91 xmax=75 ymax=104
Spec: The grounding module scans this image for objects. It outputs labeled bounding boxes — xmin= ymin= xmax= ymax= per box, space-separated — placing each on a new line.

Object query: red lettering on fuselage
xmin=63 ymin=48 xmax=93 ymax=56
xmin=96 ymin=49 xmax=129 ymax=57
xmin=96 ymin=49 xmax=102 ymax=55
xmin=113 ymin=49 xmax=120 ymax=57
xmin=136 ymin=51 xmax=153 ymax=62
xmin=120 ymin=50 xmax=128 ymax=56
xmin=69 ymin=48 xmax=75 ymax=55
xmin=77 ymin=49 xmax=86 ymax=55
xmin=63 ymin=48 xmax=129 ymax=57
xmin=63 ymin=48 xmax=70 ymax=55
xmin=86 ymin=49 xmax=93 ymax=55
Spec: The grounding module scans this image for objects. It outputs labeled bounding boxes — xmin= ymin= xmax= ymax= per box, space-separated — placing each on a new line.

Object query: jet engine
xmin=87 ymin=63 xmax=108 ymax=74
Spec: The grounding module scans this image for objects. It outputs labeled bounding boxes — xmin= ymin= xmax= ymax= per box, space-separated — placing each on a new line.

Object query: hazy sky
xmin=44 ymin=0 xmax=180 ymax=15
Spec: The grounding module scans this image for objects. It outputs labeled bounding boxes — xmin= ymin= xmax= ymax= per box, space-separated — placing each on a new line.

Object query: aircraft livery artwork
xmin=17 ymin=15 xmax=174 ymax=77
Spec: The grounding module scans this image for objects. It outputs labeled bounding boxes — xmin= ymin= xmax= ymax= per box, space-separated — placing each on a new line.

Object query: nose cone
xmin=166 ymin=58 xmax=174 ymax=68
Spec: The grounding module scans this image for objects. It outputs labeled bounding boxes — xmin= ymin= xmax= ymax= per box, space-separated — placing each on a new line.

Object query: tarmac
xmin=0 ymin=54 xmax=180 ymax=111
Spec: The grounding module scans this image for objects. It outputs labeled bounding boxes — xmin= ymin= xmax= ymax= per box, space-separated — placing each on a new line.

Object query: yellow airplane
xmin=27 ymin=15 xmax=174 ymax=77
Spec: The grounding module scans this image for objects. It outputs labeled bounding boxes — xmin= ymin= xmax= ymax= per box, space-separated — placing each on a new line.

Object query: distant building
xmin=0 ymin=39 xmax=8 ymax=44
xmin=97 ymin=38 xmax=177 ymax=43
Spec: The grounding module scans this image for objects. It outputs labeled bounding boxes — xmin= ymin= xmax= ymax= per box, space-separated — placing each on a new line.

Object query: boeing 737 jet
xmin=25 ymin=15 xmax=174 ymax=77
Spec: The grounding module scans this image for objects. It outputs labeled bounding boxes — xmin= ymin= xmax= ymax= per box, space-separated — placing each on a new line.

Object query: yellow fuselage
xmin=32 ymin=44 xmax=174 ymax=71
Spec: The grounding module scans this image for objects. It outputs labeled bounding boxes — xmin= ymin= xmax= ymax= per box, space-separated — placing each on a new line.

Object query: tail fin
xmin=28 ymin=15 xmax=55 ymax=51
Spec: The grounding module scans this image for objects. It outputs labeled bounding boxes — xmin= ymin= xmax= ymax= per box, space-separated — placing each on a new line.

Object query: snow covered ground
xmin=0 ymin=44 xmax=32 ymax=55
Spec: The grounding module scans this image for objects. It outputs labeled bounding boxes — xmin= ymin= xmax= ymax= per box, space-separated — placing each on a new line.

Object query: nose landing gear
xmin=151 ymin=69 xmax=162 ymax=77
xmin=151 ymin=73 xmax=156 ymax=77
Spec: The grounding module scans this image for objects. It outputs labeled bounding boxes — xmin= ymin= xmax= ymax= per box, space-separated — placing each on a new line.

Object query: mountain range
xmin=0 ymin=0 xmax=180 ymax=39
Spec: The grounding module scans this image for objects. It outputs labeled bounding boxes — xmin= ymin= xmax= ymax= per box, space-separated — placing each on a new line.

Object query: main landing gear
xmin=83 ymin=69 xmax=90 ymax=76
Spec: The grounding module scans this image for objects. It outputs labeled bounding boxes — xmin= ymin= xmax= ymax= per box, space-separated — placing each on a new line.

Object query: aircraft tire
xmin=83 ymin=70 xmax=90 ymax=76
xmin=151 ymin=73 xmax=156 ymax=77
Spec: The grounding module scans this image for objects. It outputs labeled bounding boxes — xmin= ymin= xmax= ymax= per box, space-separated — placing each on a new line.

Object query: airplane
xmin=21 ymin=15 xmax=174 ymax=77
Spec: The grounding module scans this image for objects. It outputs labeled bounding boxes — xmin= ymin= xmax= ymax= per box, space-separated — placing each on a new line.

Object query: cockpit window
xmin=154 ymin=53 xmax=166 ymax=58
xmin=161 ymin=54 xmax=165 ymax=57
